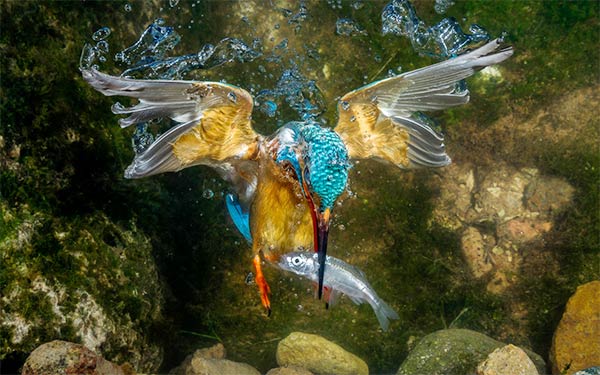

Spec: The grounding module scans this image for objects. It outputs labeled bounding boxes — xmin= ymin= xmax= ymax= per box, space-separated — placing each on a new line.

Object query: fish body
xmin=279 ymin=251 xmax=399 ymax=330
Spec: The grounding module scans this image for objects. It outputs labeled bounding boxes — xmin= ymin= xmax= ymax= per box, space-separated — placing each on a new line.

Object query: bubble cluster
xmin=255 ymin=67 xmax=325 ymax=121
xmin=382 ymin=0 xmax=489 ymax=58
xmin=114 ymin=19 xmax=261 ymax=79
xmin=131 ymin=123 xmax=154 ymax=155
xmin=434 ymin=0 xmax=455 ymax=14
xmin=335 ymin=18 xmax=367 ymax=37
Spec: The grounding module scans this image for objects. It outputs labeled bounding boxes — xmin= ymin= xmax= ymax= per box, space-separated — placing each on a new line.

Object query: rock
xmin=266 ymin=366 xmax=314 ymax=375
xmin=486 ymin=271 xmax=512 ymax=294
xmin=497 ymin=219 xmax=552 ymax=245
xmin=193 ymin=343 xmax=226 ymax=360
xmin=525 ymin=176 xmax=575 ymax=215
xmin=461 ymin=226 xmax=494 ymax=278
xmin=169 ymin=343 xmax=259 ymax=375
xmin=474 ymin=167 xmax=531 ymax=223
xmin=432 ymin=164 xmax=476 ymax=229
xmin=21 ymin=340 xmax=131 ymax=375
xmin=550 ymin=281 xmax=600 ymax=375
xmin=276 ymin=332 xmax=368 ymax=375
xmin=396 ymin=329 xmax=545 ymax=375
xmin=476 ymin=344 xmax=539 ymax=375
xmin=181 ymin=358 xmax=260 ymax=375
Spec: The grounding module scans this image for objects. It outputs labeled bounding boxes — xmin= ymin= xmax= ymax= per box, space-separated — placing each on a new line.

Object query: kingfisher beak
xmin=316 ymin=207 xmax=331 ymax=299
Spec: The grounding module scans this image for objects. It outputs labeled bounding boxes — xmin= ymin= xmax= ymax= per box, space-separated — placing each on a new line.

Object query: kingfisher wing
xmin=334 ymin=38 xmax=513 ymax=168
xmin=82 ymin=69 xmax=259 ymax=181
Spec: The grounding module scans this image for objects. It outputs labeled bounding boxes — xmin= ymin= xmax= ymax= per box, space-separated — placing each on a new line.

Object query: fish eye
xmin=292 ymin=256 xmax=302 ymax=266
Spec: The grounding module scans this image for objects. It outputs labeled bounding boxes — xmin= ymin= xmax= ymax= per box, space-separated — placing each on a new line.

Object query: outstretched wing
xmin=334 ymin=38 xmax=513 ymax=168
xmin=82 ymin=69 xmax=260 ymax=181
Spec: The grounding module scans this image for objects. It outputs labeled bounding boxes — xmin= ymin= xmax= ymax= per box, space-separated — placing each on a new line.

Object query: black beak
xmin=316 ymin=208 xmax=331 ymax=299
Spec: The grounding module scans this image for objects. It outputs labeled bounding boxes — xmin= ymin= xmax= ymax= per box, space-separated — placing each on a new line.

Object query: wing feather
xmin=82 ymin=68 xmax=259 ymax=181
xmin=334 ymin=38 xmax=513 ymax=168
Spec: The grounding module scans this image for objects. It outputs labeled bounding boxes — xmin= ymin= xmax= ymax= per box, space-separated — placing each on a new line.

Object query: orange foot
xmin=253 ymin=254 xmax=271 ymax=316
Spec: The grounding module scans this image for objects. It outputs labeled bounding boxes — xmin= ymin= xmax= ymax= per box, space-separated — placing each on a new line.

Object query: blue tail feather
xmin=225 ymin=194 xmax=252 ymax=243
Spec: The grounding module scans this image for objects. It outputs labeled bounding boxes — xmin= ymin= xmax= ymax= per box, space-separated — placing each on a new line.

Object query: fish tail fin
xmin=373 ymin=298 xmax=399 ymax=331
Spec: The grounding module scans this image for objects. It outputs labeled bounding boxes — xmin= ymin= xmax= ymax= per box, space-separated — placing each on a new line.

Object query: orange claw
xmin=253 ymin=254 xmax=271 ymax=316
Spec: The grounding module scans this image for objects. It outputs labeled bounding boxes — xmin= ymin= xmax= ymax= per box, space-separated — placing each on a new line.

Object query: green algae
xmin=0 ymin=203 xmax=164 ymax=371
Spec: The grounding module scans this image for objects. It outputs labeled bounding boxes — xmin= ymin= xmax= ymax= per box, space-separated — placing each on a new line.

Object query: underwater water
xmin=1 ymin=1 xmax=599 ymax=374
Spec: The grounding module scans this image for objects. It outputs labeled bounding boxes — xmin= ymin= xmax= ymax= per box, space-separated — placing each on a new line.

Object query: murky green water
xmin=1 ymin=1 xmax=598 ymax=374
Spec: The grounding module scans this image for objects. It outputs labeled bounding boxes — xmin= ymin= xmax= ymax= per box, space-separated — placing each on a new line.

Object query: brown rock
xmin=21 ymin=340 xmax=129 ymax=375
xmin=477 ymin=344 xmax=539 ymax=375
xmin=169 ymin=343 xmax=259 ymax=375
xmin=461 ymin=226 xmax=494 ymax=278
xmin=498 ymin=219 xmax=552 ymax=244
xmin=193 ymin=343 xmax=226 ymax=360
xmin=266 ymin=365 xmax=314 ymax=375
xmin=277 ymin=332 xmax=368 ymax=375
xmin=525 ymin=176 xmax=575 ymax=215
xmin=433 ymin=164 xmax=476 ymax=229
xmin=186 ymin=357 xmax=260 ymax=375
xmin=550 ymin=281 xmax=600 ymax=375
xmin=486 ymin=272 xmax=511 ymax=294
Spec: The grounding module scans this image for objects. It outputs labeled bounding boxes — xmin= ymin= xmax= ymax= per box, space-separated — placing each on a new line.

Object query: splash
xmin=120 ymin=36 xmax=261 ymax=79
xmin=382 ymin=0 xmax=489 ymax=58
xmin=114 ymin=19 xmax=180 ymax=67
xmin=255 ymin=67 xmax=325 ymax=121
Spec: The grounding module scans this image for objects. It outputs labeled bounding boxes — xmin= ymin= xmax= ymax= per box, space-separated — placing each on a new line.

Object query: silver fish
xmin=279 ymin=251 xmax=399 ymax=331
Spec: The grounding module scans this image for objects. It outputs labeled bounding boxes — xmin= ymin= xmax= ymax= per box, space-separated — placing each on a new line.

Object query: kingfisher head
xmin=273 ymin=120 xmax=349 ymax=297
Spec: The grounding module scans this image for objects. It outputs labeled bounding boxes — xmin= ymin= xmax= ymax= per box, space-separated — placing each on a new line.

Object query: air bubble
xmin=203 ymin=189 xmax=214 ymax=199
xmin=92 ymin=27 xmax=111 ymax=42
xmin=96 ymin=40 xmax=109 ymax=54
xmin=124 ymin=3 xmax=132 ymax=12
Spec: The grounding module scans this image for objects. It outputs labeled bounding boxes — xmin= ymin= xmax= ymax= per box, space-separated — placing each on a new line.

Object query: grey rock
xmin=277 ymin=332 xmax=368 ymax=375
xmin=476 ymin=344 xmax=539 ymax=375
xmin=474 ymin=167 xmax=530 ymax=223
xmin=397 ymin=329 xmax=545 ymax=375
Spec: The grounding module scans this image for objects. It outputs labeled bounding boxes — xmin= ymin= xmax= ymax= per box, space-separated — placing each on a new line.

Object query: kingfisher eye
xmin=292 ymin=256 xmax=302 ymax=266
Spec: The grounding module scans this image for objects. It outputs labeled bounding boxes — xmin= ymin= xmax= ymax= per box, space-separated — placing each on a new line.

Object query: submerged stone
xmin=476 ymin=344 xmax=539 ymax=375
xmin=550 ymin=281 xmax=600 ymax=375
xmin=170 ymin=343 xmax=259 ymax=375
xmin=21 ymin=340 xmax=131 ymax=375
xmin=276 ymin=332 xmax=368 ymax=375
xmin=396 ymin=329 xmax=545 ymax=375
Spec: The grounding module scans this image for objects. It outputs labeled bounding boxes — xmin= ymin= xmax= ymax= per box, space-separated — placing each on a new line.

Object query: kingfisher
xmin=82 ymin=38 xmax=512 ymax=314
